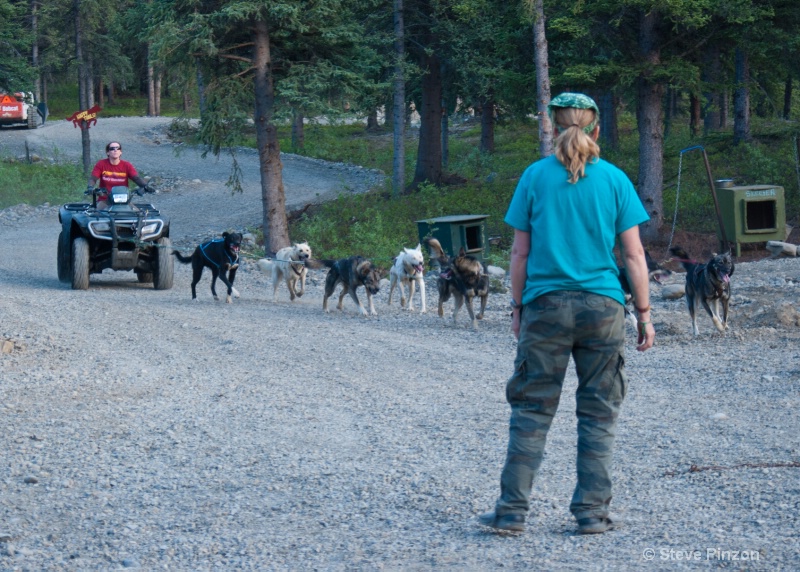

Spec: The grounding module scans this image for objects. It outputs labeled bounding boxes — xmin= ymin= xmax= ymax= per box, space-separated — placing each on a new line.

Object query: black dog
xmin=173 ymin=231 xmax=242 ymax=303
xmin=427 ymin=240 xmax=489 ymax=329
xmin=669 ymin=246 xmax=734 ymax=335
xmin=617 ymin=250 xmax=672 ymax=328
xmin=322 ymin=256 xmax=381 ymax=316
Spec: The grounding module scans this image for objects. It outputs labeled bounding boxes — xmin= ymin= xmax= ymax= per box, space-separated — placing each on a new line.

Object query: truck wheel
xmin=71 ymin=237 xmax=90 ymax=290
xmin=153 ymin=237 xmax=174 ymax=290
xmin=27 ymin=109 xmax=38 ymax=129
xmin=57 ymin=231 xmax=71 ymax=282
xmin=137 ymin=271 xmax=154 ymax=283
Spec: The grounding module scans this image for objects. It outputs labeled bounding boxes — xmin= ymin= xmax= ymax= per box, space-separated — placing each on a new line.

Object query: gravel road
xmin=1 ymin=119 xmax=799 ymax=570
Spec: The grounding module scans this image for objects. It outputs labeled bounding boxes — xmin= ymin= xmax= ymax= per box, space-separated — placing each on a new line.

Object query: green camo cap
xmin=547 ymin=92 xmax=599 ymax=134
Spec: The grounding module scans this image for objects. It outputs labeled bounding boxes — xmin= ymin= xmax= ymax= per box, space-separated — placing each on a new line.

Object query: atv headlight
xmin=93 ymin=222 xmax=110 ymax=232
xmin=140 ymin=222 xmax=158 ymax=235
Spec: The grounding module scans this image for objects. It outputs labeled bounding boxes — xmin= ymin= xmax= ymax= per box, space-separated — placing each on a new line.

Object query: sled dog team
xmin=173 ymin=232 xmax=734 ymax=335
xmin=173 ymin=233 xmax=490 ymax=328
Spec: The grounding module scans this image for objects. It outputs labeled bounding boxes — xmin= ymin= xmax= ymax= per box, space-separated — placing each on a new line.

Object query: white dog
xmin=388 ymin=243 xmax=426 ymax=313
xmin=271 ymin=242 xmax=312 ymax=302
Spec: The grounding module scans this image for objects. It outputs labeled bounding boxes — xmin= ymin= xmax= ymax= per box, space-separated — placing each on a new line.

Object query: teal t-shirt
xmin=504 ymin=155 xmax=649 ymax=306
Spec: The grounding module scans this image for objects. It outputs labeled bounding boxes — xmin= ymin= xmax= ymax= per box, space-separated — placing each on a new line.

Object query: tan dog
xmin=388 ymin=243 xmax=426 ymax=313
xmin=272 ymin=242 xmax=312 ymax=302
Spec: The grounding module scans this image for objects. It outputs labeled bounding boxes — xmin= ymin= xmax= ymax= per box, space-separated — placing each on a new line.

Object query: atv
xmin=57 ymin=186 xmax=174 ymax=290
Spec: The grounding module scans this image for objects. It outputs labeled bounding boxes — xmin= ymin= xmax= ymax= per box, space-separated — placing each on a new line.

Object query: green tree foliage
xmin=0 ymin=0 xmax=33 ymax=89
xmin=146 ymin=0 xmax=384 ymax=250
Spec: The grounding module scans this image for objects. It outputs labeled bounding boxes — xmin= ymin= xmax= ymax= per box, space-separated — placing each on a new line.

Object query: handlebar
xmin=84 ymin=186 xmax=156 ymax=196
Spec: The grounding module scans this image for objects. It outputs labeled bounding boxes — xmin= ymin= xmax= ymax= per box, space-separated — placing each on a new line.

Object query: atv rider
xmin=87 ymin=141 xmax=152 ymax=209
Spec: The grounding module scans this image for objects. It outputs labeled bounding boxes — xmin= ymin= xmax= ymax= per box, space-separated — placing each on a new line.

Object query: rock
xmin=776 ymin=303 xmax=800 ymax=327
xmin=486 ymin=265 xmax=505 ymax=278
xmin=765 ymin=241 xmax=797 ymax=257
xmin=661 ymin=284 xmax=685 ymax=299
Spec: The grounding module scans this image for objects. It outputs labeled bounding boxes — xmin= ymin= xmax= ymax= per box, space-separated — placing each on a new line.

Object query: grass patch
xmin=0 ymin=161 xmax=85 ymax=209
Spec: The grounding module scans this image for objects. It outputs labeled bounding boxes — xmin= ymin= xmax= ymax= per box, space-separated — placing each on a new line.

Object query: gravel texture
xmin=1 ymin=119 xmax=799 ymax=570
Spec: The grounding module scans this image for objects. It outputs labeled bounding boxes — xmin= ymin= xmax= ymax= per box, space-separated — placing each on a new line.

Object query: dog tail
xmin=172 ymin=250 xmax=193 ymax=264
xmin=668 ymin=246 xmax=696 ymax=273
xmin=321 ymin=259 xmax=337 ymax=269
xmin=424 ymin=237 xmax=445 ymax=259
xmin=424 ymin=237 xmax=451 ymax=271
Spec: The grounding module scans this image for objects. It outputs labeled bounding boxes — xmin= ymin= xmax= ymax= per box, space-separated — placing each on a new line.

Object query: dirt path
xmin=2 ymin=116 xmax=383 ymax=240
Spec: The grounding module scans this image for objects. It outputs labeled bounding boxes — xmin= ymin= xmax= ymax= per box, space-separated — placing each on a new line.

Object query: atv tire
xmin=153 ymin=237 xmax=174 ymax=290
xmin=71 ymin=237 xmax=90 ymax=290
xmin=57 ymin=231 xmax=71 ymax=282
xmin=27 ymin=109 xmax=37 ymax=129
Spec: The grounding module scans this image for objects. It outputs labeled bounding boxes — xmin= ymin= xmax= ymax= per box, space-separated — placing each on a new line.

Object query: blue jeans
xmin=495 ymin=291 xmax=627 ymax=521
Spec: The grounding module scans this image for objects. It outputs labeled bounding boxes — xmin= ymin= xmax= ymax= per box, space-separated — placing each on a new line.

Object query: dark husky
xmin=322 ymin=256 xmax=382 ymax=316
xmin=427 ymin=238 xmax=489 ymax=329
xmin=669 ymin=246 xmax=734 ymax=335
xmin=173 ymin=231 xmax=242 ymax=303
xmin=617 ymin=250 xmax=672 ymax=328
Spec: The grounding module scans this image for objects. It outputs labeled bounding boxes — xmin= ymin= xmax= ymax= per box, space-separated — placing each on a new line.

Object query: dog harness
xmin=200 ymin=239 xmax=239 ymax=269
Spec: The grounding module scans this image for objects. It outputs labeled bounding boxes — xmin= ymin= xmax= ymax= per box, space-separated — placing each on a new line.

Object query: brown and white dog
xmin=272 ymin=242 xmax=312 ymax=302
xmin=388 ymin=243 xmax=426 ymax=313
xmin=427 ymin=238 xmax=488 ymax=329
xmin=322 ymin=256 xmax=382 ymax=316
xmin=670 ymin=246 xmax=734 ymax=335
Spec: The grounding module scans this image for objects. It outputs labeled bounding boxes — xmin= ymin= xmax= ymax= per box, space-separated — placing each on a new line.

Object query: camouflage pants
xmin=495 ymin=291 xmax=627 ymax=521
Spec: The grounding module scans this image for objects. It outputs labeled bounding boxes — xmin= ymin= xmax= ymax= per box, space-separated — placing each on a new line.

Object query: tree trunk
xmin=253 ymin=16 xmax=289 ymax=253
xmin=719 ymin=88 xmax=728 ymax=128
xmin=598 ymin=91 xmax=618 ymax=149
xmin=195 ymin=58 xmax=207 ymax=115
xmin=480 ymin=99 xmax=495 ymax=154
xmin=411 ymin=51 xmax=443 ymax=190
xmin=183 ymin=91 xmax=191 ymax=114
xmin=441 ymin=99 xmax=449 ymax=169
xmin=689 ymin=93 xmax=701 ymax=137
xmin=636 ymin=9 xmax=664 ymax=242
xmin=784 ymin=75 xmax=792 ymax=120
xmin=31 ymin=0 xmax=40 ymax=102
xmin=108 ymin=76 xmax=115 ymax=104
xmin=86 ymin=51 xmax=94 ymax=108
xmin=291 ymin=110 xmax=304 ymax=151
xmin=74 ymin=0 xmax=91 ymax=177
xmin=155 ymin=70 xmax=162 ymax=116
xmin=392 ymin=0 xmax=405 ymax=196
xmin=733 ymin=47 xmax=750 ymax=145
xmin=702 ymin=44 xmax=720 ymax=134
xmin=366 ymin=108 xmax=379 ymax=131
xmin=98 ymin=77 xmax=104 ymax=107
xmin=147 ymin=46 xmax=156 ymax=116
xmin=533 ymin=0 xmax=553 ymax=158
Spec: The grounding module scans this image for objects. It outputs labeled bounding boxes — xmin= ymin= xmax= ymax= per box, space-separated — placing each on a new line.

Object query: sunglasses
xmin=107 ymin=146 xmax=121 ymax=151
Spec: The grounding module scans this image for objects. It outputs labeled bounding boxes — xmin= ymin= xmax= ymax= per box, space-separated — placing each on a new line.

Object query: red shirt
xmin=91 ymin=159 xmax=139 ymax=191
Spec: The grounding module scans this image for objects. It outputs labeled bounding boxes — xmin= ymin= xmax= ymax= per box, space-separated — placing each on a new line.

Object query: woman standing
xmin=480 ymin=93 xmax=655 ymax=535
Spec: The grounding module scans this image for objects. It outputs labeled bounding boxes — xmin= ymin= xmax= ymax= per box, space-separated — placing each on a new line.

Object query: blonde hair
xmin=553 ymin=107 xmax=600 ymax=184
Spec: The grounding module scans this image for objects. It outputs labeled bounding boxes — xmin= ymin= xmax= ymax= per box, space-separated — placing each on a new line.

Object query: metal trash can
xmin=715 ymin=184 xmax=786 ymax=256
xmin=416 ymin=215 xmax=489 ymax=262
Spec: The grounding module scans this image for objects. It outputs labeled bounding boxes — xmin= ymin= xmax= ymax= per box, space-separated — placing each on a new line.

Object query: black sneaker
xmin=477 ymin=511 xmax=525 ymax=533
xmin=576 ymin=517 xmax=614 ymax=535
